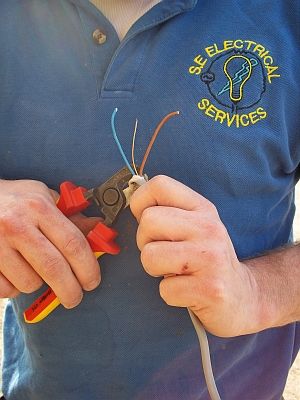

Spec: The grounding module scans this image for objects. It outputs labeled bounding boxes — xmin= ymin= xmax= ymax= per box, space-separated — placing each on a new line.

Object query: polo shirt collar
xmin=69 ymin=0 xmax=198 ymax=31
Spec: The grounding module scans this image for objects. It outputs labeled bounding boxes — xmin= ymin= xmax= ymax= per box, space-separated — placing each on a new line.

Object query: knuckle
xmin=136 ymin=226 xmax=142 ymax=251
xmin=20 ymin=277 xmax=43 ymax=294
xmin=150 ymin=175 xmax=168 ymax=190
xmin=136 ymin=224 xmax=147 ymax=251
xmin=21 ymin=180 xmax=50 ymax=196
xmin=0 ymin=283 xmax=19 ymax=298
xmin=21 ymin=179 xmax=47 ymax=190
xmin=63 ymin=234 xmax=87 ymax=258
xmin=202 ymin=220 xmax=226 ymax=239
xmin=140 ymin=244 xmax=155 ymax=275
xmin=129 ymin=191 xmax=138 ymax=214
xmin=199 ymin=198 xmax=219 ymax=216
xmin=23 ymin=194 xmax=50 ymax=215
xmin=159 ymin=279 xmax=168 ymax=301
xmin=140 ymin=207 xmax=155 ymax=226
xmin=159 ymin=280 xmax=172 ymax=305
xmin=33 ymin=181 xmax=49 ymax=192
xmin=214 ymin=223 xmax=227 ymax=239
xmin=0 ymin=212 xmax=14 ymax=232
xmin=0 ymin=213 xmax=27 ymax=236
xmin=43 ymin=256 xmax=62 ymax=279
xmin=205 ymin=279 xmax=226 ymax=303
xmin=207 ymin=201 xmax=218 ymax=215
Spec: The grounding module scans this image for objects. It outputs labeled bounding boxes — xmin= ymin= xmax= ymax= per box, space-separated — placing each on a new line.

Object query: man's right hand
xmin=0 ymin=179 xmax=101 ymax=308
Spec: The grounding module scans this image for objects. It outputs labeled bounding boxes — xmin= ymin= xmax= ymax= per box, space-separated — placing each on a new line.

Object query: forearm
xmin=131 ymin=176 xmax=300 ymax=337
xmin=245 ymin=243 xmax=300 ymax=331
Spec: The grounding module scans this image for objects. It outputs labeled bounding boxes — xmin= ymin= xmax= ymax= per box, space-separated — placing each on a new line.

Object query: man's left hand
xmin=130 ymin=175 xmax=261 ymax=337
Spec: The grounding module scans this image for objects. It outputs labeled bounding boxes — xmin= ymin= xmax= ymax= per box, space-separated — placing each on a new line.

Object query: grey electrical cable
xmin=187 ymin=308 xmax=221 ymax=400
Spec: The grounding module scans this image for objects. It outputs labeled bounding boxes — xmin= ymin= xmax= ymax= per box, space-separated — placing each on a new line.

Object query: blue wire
xmin=111 ymin=108 xmax=135 ymax=175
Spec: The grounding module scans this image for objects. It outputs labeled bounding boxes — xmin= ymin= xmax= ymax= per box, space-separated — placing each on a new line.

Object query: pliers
xmin=24 ymin=167 xmax=140 ymax=324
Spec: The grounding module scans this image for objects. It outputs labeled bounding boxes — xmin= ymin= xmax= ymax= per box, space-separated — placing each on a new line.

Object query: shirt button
xmin=93 ymin=29 xmax=107 ymax=45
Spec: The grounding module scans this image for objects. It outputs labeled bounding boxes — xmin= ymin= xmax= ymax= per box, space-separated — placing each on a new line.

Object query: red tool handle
xmin=24 ymin=181 xmax=120 ymax=323
xmin=56 ymin=181 xmax=90 ymax=216
xmin=56 ymin=180 xmax=121 ymax=254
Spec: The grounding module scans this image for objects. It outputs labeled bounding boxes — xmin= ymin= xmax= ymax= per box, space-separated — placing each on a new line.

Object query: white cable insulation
xmin=187 ymin=308 xmax=221 ymax=400
xmin=126 ymin=171 xmax=221 ymax=399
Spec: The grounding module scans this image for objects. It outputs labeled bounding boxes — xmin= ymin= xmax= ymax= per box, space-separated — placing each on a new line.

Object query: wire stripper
xmin=24 ymin=167 xmax=138 ymax=324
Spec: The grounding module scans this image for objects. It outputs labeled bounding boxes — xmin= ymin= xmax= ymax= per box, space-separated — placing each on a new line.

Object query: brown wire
xmin=139 ymin=111 xmax=180 ymax=176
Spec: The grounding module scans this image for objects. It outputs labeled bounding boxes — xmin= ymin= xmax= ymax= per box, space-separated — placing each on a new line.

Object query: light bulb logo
xmin=223 ymin=55 xmax=253 ymax=103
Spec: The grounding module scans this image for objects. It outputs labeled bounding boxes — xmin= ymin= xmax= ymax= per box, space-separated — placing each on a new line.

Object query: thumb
xmin=130 ymin=175 xmax=211 ymax=222
xmin=49 ymin=189 xmax=103 ymax=235
xmin=69 ymin=214 xmax=103 ymax=236
xmin=49 ymin=188 xmax=60 ymax=203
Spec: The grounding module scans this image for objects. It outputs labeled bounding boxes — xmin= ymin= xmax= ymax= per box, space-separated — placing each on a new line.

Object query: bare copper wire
xmin=131 ymin=119 xmax=139 ymax=175
xmin=139 ymin=111 xmax=180 ymax=176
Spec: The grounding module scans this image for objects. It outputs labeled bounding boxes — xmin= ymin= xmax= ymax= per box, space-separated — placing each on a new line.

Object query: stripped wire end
xmin=112 ymin=108 xmax=180 ymax=183
xmin=111 ymin=108 xmax=135 ymax=176
xmin=139 ymin=110 xmax=180 ymax=176
xmin=131 ymin=119 xmax=139 ymax=176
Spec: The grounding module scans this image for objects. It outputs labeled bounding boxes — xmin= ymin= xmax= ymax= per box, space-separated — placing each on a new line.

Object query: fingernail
xmin=64 ymin=293 xmax=83 ymax=309
xmin=84 ymin=277 xmax=101 ymax=291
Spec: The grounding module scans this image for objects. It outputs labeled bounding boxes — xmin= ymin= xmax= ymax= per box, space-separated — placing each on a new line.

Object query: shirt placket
xmin=71 ymin=0 xmax=197 ymax=98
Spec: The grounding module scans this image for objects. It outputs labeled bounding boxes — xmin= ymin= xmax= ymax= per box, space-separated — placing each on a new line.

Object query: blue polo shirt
xmin=1 ymin=1 xmax=299 ymax=399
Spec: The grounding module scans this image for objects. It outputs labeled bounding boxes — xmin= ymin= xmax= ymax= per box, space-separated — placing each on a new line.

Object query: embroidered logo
xmin=188 ymin=40 xmax=280 ymax=128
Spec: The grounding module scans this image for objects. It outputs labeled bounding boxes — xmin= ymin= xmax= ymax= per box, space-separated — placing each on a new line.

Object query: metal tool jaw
xmin=57 ymin=167 xmax=147 ymax=226
xmin=85 ymin=167 xmax=134 ymax=226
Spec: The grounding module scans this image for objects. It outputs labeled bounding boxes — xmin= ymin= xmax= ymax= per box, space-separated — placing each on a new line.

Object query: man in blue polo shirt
xmin=0 ymin=1 xmax=299 ymax=399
